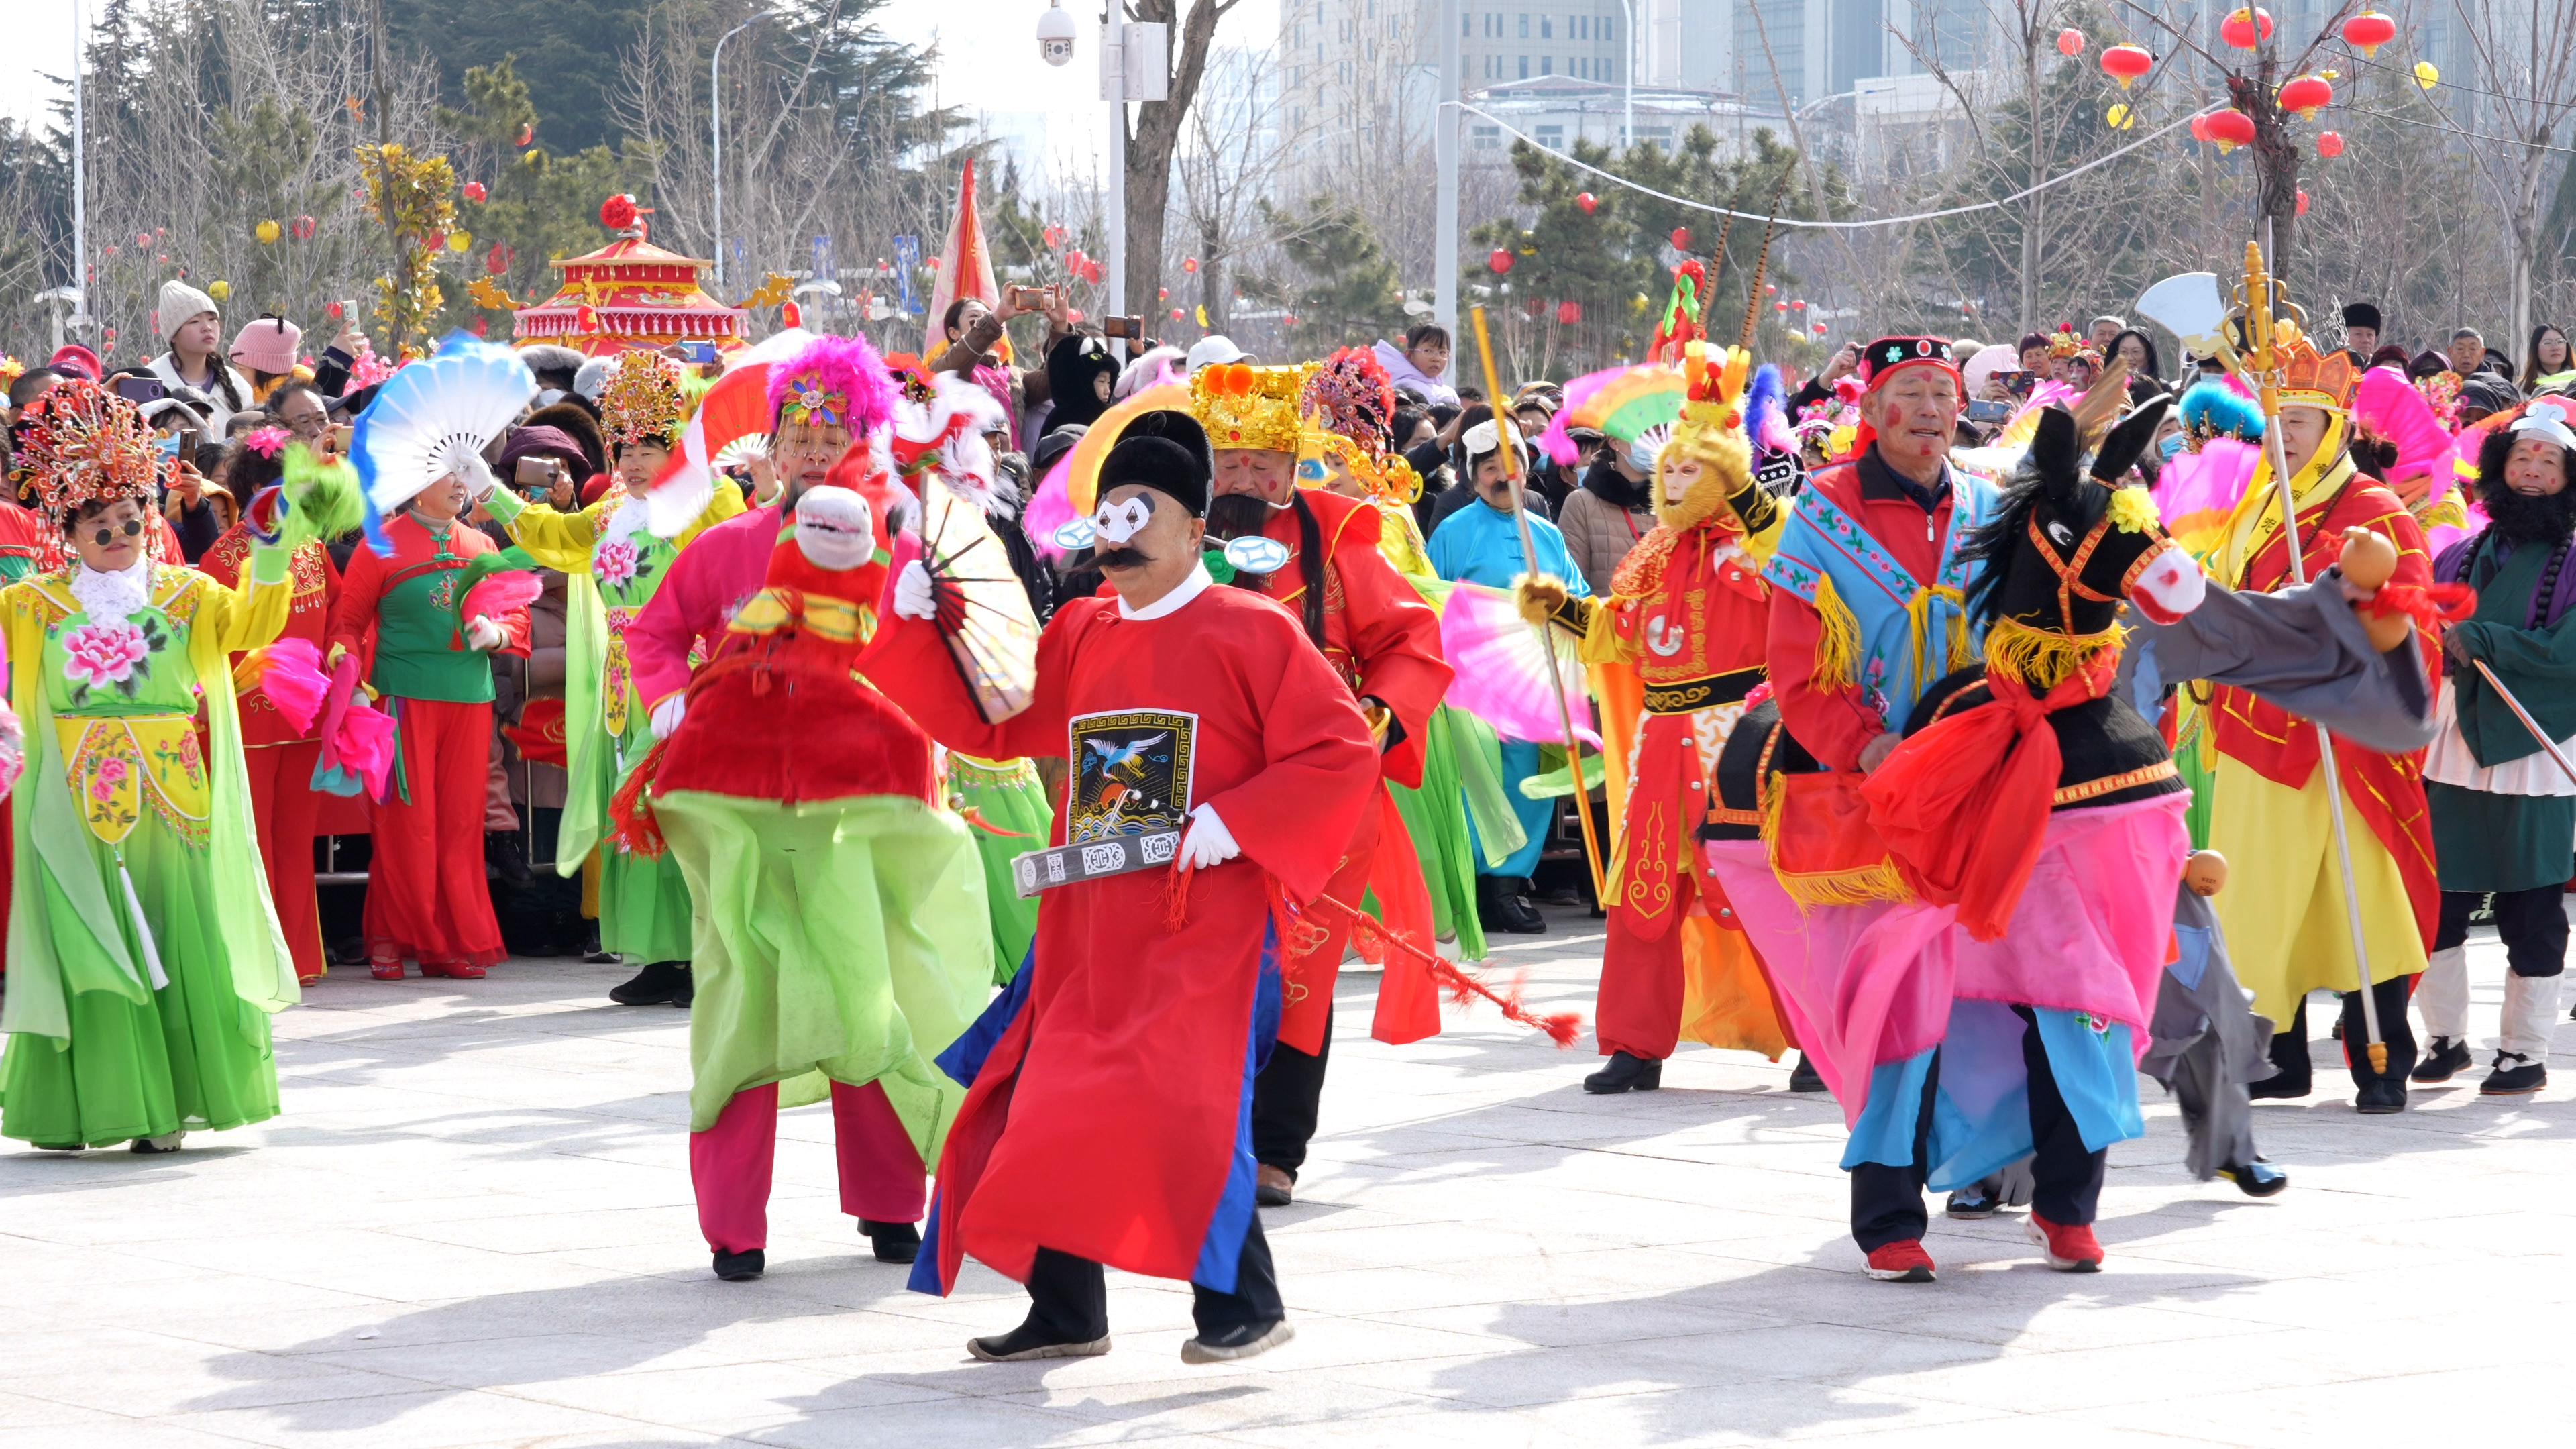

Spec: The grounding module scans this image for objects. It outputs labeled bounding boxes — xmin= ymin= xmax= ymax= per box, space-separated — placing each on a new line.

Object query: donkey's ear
xmin=2030 ymin=405 xmax=2082 ymax=487
xmin=2092 ymin=395 xmax=2174 ymax=484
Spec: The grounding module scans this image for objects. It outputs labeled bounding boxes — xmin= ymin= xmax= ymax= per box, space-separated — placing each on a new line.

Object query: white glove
xmin=1178 ymin=803 xmax=1240 ymax=871
xmin=649 ymin=694 xmax=687 ymax=740
xmin=892 ymin=558 xmax=937 ymax=621
xmin=449 ymin=447 xmax=499 ymax=504
xmin=464 ymin=616 xmax=507 ymax=653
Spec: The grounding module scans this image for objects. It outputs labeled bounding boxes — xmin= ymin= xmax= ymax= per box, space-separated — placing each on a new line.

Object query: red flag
xmin=922 ymin=160 xmax=1005 ymax=362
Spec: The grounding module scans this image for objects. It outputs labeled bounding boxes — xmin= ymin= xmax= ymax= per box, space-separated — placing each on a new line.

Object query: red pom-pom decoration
xmin=598 ymin=193 xmax=639 ymax=229
xmin=1489 ymin=248 xmax=1514 ymax=274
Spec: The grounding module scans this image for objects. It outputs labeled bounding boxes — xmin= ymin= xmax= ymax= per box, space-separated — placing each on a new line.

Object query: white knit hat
xmin=154 ymin=278 xmax=221 ymax=343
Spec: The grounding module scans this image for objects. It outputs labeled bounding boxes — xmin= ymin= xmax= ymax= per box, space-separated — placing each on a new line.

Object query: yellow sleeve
xmin=191 ymin=543 xmax=294 ymax=656
xmin=1575 ymin=595 xmax=1636 ymax=665
xmin=496 ymin=494 xmax=606 ymax=572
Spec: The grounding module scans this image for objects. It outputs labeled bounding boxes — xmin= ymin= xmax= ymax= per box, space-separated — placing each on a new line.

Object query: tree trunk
xmin=1124 ymin=0 xmax=1234 ymax=336
xmin=1202 ymin=213 xmax=1227 ymax=333
xmin=2226 ymin=67 xmax=2299 ymax=285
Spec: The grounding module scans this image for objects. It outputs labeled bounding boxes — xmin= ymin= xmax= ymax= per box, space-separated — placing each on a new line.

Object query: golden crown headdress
xmin=1190 ymin=362 xmax=1318 ymax=453
xmin=2275 ymin=325 xmax=2357 ymax=412
xmin=599 ymin=350 xmax=692 ymax=451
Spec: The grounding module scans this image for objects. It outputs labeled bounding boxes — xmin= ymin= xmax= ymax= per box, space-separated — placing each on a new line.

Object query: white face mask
xmin=1091 ymin=495 xmax=1155 ymax=545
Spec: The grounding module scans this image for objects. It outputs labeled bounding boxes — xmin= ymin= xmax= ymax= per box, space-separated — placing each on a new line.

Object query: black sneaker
xmin=2479 ymin=1052 xmax=2546 ymax=1097
xmin=859 ymin=1219 xmax=920 ymax=1264
xmin=1786 ymin=1053 xmax=1827 ymax=1093
xmin=1583 ymin=1050 xmax=1662 ymax=1094
xmin=2248 ymin=1072 xmax=2312 ymax=1101
xmin=2411 ymin=1037 xmax=2473 ymax=1083
xmin=2216 ymin=1159 xmax=2289 ymax=1197
xmin=608 ymin=961 xmax=688 ymax=1006
xmin=1945 ymin=1179 xmax=2002 ymax=1218
xmin=2354 ymin=1079 xmax=2408 ymax=1114
xmin=1181 ymin=1318 xmax=1295 ymax=1364
xmin=712 ymin=1248 xmax=765 ymax=1281
xmin=129 ymin=1132 xmax=184 ymax=1154
xmin=968 ymin=1322 xmax=1112 ymax=1362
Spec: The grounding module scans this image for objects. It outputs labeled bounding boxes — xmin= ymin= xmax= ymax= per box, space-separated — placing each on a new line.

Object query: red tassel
xmin=608 ymin=736 xmax=672 ymax=859
xmin=1312 ymin=893 xmax=1584 ymax=1047
xmin=1162 ymin=861 xmax=1194 ymax=933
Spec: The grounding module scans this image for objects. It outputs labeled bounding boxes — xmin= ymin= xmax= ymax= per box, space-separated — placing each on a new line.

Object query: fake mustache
xmin=1204 ymin=492 xmax=1270 ymax=541
xmin=1093 ymin=545 xmax=1152 ymax=570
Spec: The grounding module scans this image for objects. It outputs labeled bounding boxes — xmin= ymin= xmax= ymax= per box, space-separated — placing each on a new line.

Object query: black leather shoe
xmin=1944 ymin=1180 xmax=2000 ymax=1218
xmin=485 ymin=830 xmax=533 ymax=886
xmin=1479 ymin=876 xmax=1547 ymax=934
xmin=2354 ymin=1079 xmax=2408 ymax=1114
xmin=860 ymin=1219 xmax=920 ymax=1264
xmin=668 ymin=967 xmax=695 ymax=1009
xmin=2411 ymin=1036 xmax=2473 ymax=1083
xmin=1786 ymin=1053 xmax=1827 ymax=1093
xmin=712 ymin=1248 xmax=765 ymax=1281
xmin=2248 ymin=1072 xmax=2312 ymax=1101
xmin=1583 ymin=1050 xmax=1662 ymax=1094
xmin=608 ymin=960 xmax=687 ymax=1006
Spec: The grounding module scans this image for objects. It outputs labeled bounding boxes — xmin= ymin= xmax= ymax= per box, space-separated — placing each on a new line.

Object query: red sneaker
xmin=2025 ymin=1213 xmax=2103 ymax=1272
xmin=1863 ymin=1240 xmax=1935 ymax=1282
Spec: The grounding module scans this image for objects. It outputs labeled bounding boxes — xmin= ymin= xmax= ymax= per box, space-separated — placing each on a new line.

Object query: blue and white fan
xmin=350 ymin=333 xmax=537 ymax=553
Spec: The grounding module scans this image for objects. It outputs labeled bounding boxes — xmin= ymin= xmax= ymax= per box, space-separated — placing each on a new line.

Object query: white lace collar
xmin=70 ymin=557 xmax=154 ymax=626
xmin=1116 ymin=560 xmax=1213 ymax=621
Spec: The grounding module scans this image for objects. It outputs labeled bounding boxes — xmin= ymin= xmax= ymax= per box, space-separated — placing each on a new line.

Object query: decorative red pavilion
xmin=512 ymin=229 xmax=747 ymax=356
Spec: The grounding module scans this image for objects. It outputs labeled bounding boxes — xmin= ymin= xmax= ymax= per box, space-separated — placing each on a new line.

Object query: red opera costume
xmin=325 ymin=512 xmax=531 ymax=978
xmin=201 ymin=527 xmax=341 ymax=985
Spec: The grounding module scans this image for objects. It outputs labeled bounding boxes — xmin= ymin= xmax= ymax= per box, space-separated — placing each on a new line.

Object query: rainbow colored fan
xmin=1538 ymin=364 xmax=1686 ymax=468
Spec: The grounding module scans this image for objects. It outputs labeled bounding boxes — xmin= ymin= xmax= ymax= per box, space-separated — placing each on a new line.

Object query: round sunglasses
xmin=89 ymin=517 xmax=146 ymax=547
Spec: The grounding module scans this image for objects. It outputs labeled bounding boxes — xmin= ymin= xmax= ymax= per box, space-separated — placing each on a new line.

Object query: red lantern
xmin=135 ymin=233 xmax=150 ymax=247
xmin=1669 ymin=227 xmax=1691 ymax=250
xmin=1789 ymin=299 xmax=1806 ymax=310
xmin=1523 ymin=297 xmax=1545 ymax=317
xmin=1576 ymin=191 xmax=1597 ymax=214
xmin=780 ymin=301 xmax=802 ymax=329
xmin=1555 ymin=299 xmax=1582 ymax=325
xmin=2220 ymin=7 xmax=2271 ymax=49
xmin=2057 ymin=28 xmax=2084 ymax=56
xmin=1489 ymin=248 xmax=1515 ymax=274
xmin=425 ymin=231 xmax=447 ymax=252
xmin=515 ymin=123 xmax=534 ymax=146
xmin=1170 ymin=307 xmax=1185 ymax=321
xmin=1764 ymin=283 xmax=1776 ymax=294
xmin=2189 ymin=113 xmax=2212 ymax=142
xmin=485 ymin=243 xmax=515 ymax=276
xmin=1813 ymin=323 xmax=1829 ymax=335
xmin=2316 ymin=129 xmax=2345 ymax=158
xmin=462 ymin=182 xmax=488 ymax=204
xmin=2296 ymin=189 xmax=2310 ymax=216
xmin=1158 ymin=287 xmax=1169 ymax=301
xmin=292 ymin=215 xmax=315 ymax=240
xmin=2278 ymin=74 xmax=2332 ymax=121
xmin=2100 ymin=44 xmax=2154 ymax=89
xmin=575 ymin=303 xmax=598 ymax=333
xmin=2341 ymin=10 xmax=2396 ymax=57
xmin=468 ymin=316 xmax=489 ymax=337
xmin=1183 ymin=257 xmax=1198 ymax=272
xmin=2204 ymin=109 xmax=2256 ymax=154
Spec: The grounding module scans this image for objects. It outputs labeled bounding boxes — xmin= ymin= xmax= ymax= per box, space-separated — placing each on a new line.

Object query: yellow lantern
xmin=2106 ymin=103 xmax=2137 ymax=130
xmin=447 ymin=230 xmax=473 ymax=253
xmin=207 ymin=280 xmax=231 ymax=303
xmin=254 ymin=219 xmax=280 ymax=244
xmin=2414 ymin=60 xmax=2438 ymax=90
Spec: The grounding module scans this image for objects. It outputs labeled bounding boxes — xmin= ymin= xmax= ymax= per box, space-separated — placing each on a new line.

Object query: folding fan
xmin=350 ymin=333 xmax=535 ymax=550
xmin=903 ymin=483 xmax=1041 ymax=724
xmin=1439 ymin=581 xmax=1600 ymax=749
xmin=1538 ymin=364 xmax=1685 ymax=467
xmin=643 ymin=327 xmax=814 ymax=536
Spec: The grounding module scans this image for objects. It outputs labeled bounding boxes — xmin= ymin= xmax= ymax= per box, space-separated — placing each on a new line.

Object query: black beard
xmin=2479 ymin=474 xmax=2576 ymax=544
xmin=1204 ymin=492 xmax=1271 ymax=542
xmin=1093 ymin=545 xmax=1151 ymax=571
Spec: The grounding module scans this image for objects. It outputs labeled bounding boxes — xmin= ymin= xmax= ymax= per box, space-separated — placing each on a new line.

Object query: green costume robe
xmin=2427 ymin=530 xmax=2576 ymax=893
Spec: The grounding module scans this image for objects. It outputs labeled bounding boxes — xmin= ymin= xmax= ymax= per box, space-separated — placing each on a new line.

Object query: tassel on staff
xmin=1318 ymin=895 xmax=1583 ymax=1045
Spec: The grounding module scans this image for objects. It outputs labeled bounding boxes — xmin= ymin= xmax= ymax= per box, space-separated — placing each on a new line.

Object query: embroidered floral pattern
xmin=594 ymin=538 xmax=643 ymax=591
xmin=59 ymin=616 xmax=166 ymax=703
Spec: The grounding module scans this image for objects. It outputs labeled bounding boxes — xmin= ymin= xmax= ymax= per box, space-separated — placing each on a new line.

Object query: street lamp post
xmin=71 ymin=0 xmax=88 ymax=340
xmin=1436 ymin=0 xmax=1457 ymax=378
xmin=1617 ymin=0 xmax=1633 ymax=150
xmin=710 ymin=15 xmax=761 ymax=289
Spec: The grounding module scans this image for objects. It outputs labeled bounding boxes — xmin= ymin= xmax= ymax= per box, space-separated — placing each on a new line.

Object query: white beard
xmin=70 ymin=555 xmax=153 ymax=626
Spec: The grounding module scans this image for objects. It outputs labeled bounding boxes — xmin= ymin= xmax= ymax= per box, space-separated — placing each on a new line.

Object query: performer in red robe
xmin=1519 ymin=347 xmax=1793 ymax=1092
xmin=325 ymin=464 xmax=530 ymax=979
xmin=1191 ymin=362 xmax=1451 ymax=1209
xmin=875 ymin=410 xmax=1377 ymax=1364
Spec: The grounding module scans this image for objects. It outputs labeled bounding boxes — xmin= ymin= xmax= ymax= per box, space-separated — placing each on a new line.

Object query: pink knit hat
xmin=229 ymin=314 xmax=301 ymax=374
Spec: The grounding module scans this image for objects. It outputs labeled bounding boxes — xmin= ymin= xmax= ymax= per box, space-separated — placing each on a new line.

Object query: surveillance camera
xmin=1038 ymin=3 xmax=1079 ymax=66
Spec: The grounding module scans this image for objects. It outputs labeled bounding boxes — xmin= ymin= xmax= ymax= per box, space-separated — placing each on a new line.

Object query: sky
xmin=2 ymin=1 xmax=1283 ymax=180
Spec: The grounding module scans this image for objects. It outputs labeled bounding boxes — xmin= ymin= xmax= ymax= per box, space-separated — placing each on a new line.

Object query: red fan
xmin=894 ymin=483 xmax=1040 ymax=724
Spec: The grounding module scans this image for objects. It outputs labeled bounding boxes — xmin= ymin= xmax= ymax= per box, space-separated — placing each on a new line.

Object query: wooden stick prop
xmin=1735 ymin=174 xmax=1791 ymax=352
xmin=1313 ymin=894 xmax=1583 ymax=1044
xmin=2238 ymin=235 xmax=2387 ymax=1074
xmin=2470 ymin=659 xmax=2576 ymax=789
xmin=1469 ymin=305 xmax=1608 ymax=903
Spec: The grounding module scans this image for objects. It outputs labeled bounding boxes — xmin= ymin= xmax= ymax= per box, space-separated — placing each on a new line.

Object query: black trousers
xmin=1022 ymin=1213 xmax=1283 ymax=1340
xmin=2263 ymin=973 xmax=2418 ymax=1093
xmin=1849 ymin=1006 xmax=2106 ymax=1252
xmin=1250 ymin=1002 xmax=1331 ymax=1179
xmin=2436 ymin=887 xmax=2570 ymax=977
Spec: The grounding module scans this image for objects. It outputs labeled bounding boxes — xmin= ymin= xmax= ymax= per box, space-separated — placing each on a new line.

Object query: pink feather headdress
xmin=765 ymin=334 xmax=898 ymax=435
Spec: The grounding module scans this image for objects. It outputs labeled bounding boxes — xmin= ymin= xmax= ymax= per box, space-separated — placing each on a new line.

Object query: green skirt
xmin=947 ymin=754 xmax=1053 ymax=985
xmin=1 ymin=812 xmax=280 ymax=1147
xmin=592 ymin=721 xmax=696 ymax=964
xmin=653 ymin=791 xmax=994 ymax=1150
xmin=1391 ymin=706 xmax=1487 ymax=961
xmin=2428 ymin=779 xmax=2576 ymax=894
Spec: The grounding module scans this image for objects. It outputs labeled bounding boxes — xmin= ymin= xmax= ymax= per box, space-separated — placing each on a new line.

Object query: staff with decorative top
xmin=479 ymin=350 xmax=745 ymax=1009
xmin=0 ymin=380 xmax=305 ymax=1153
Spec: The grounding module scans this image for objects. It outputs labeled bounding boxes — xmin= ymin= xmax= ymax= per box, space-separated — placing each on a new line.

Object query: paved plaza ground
xmin=5 ymin=908 xmax=2573 ymax=1448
